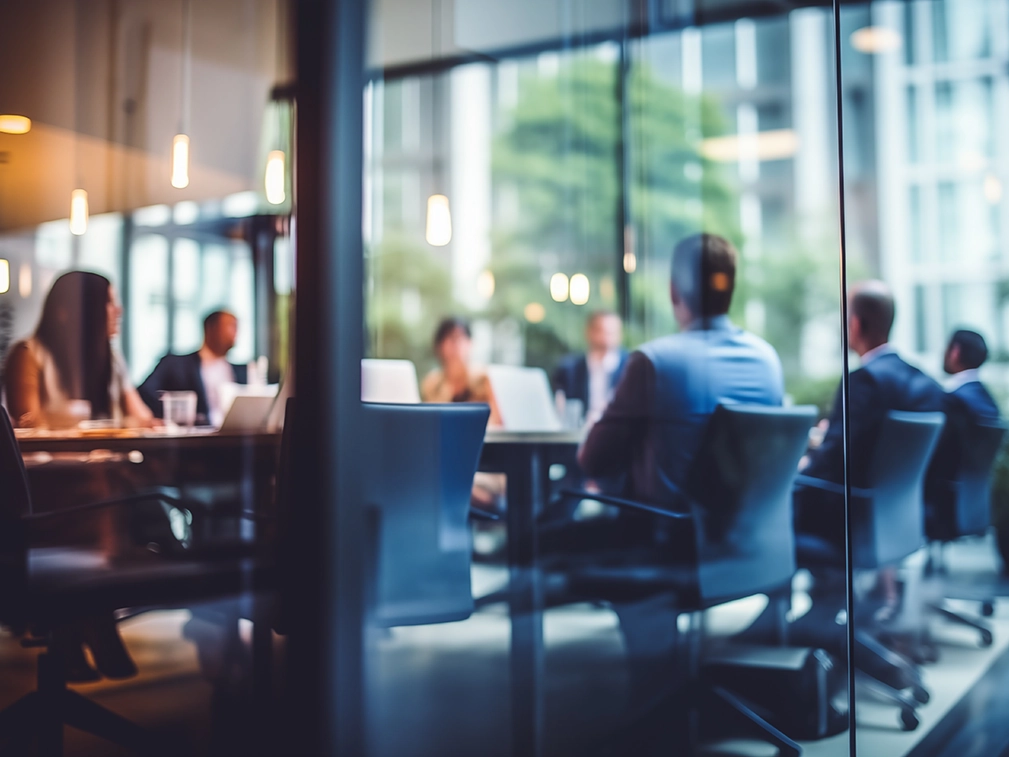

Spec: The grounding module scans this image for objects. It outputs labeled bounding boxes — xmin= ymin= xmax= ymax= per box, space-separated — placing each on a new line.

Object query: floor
xmin=0 ymin=540 xmax=1006 ymax=756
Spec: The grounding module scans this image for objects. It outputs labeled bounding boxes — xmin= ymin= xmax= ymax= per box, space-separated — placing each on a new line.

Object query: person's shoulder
xmin=4 ymin=339 xmax=36 ymax=369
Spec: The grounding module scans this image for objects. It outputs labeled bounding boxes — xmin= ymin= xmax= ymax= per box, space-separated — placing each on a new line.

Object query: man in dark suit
xmin=552 ymin=310 xmax=628 ymax=426
xmin=798 ymin=281 xmax=945 ymax=543
xmin=942 ymin=329 xmax=1000 ymax=423
xmin=138 ymin=310 xmax=248 ymax=425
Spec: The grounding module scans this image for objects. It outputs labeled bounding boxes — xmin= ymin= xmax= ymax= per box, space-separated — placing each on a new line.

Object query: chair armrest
xmin=557 ymin=489 xmax=692 ymax=520
xmin=793 ymin=474 xmax=870 ymax=499
xmin=470 ymin=507 xmax=501 ymax=522
xmin=23 ymin=490 xmax=202 ymax=524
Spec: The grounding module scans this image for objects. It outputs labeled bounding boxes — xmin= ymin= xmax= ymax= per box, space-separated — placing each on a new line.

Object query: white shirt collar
xmin=860 ymin=343 xmax=894 ymax=366
xmin=945 ymin=368 xmax=981 ymax=393
xmin=587 ymin=350 xmax=620 ymax=372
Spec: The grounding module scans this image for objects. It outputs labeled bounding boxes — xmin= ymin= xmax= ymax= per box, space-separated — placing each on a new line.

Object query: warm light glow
xmin=700 ymin=129 xmax=799 ymax=163
xmin=265 ymin=150 xmax=286 ymax=204
xmin=985 ymin=175 xmax=1003 ymax=204
xmin=569 ymin=274 xmax=590 ymax=306
xmin=850 ymin=26 xmax=903 ymax=54
xmin=550 ymin=273 xmax=569 ymax=302
xmin=171 ymin=134 xmax=190 ymax=188
xmin=18 ymin=263 xmax=31 ymax=298
xmin=425 ymin=194 xmax=452 ymax=246
xmin=69 ymin=189 xmax=88 ymax=235
xmin=0 ymin=260 xmax=9 ymax=295
xmin=623 ymin=251 xmax=637 ymax=273
xmin=524 ymin=302 xmax=546 ymax=323
xmin=477 ymin=270 xmax=495 ymax=299
xmin=0 ymin=115 xmax=31 ymax=135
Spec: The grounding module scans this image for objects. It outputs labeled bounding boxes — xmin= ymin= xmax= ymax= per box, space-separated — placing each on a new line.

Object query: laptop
xmin=219 ymin=394 xmax=277 ymax=432
xmin=361 ymin=359 xmax=421 ymax=404
xmin=486 ymin=365 xmax=563 ymax=432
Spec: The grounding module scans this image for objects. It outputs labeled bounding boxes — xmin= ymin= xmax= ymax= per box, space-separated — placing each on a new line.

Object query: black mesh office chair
xmin=551 ymin=404 xmax=816 ymax=756
xmin=924 ymin=420 xmax=1007 ymax=644
xmin=0 ymin=408 xmax=270 ymax=755
xmin=793 ymin=410 xmax=946 ymax=731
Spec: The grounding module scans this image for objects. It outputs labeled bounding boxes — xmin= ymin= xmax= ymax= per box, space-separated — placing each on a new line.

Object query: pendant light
xmin=171 ymin=0 xmax=192 ymax=189
xmin=425 ymin=0 xmax=451 ymax=247
xmin=70 ymin=16 xmax=87 ymax=236
xmin=265 ymin=3 xmax=289 ymax=206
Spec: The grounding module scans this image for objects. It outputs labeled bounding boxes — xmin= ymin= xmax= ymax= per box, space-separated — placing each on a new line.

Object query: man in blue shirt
xmin=578 ymin=233 xmax=783 ymax=506
xmin=543 ymin=233 xmax=784 ymax=552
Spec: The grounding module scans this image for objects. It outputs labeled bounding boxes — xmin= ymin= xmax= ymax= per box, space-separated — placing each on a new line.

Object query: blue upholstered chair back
xmin=362 ymin=402 xmax=489 ymax=627
xmin=851 ymin=411 xmax=945 ymax=568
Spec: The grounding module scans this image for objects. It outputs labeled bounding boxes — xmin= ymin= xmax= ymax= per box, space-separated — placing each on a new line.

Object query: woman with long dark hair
xmin=4 ymin=271 xmax=154 ymax=428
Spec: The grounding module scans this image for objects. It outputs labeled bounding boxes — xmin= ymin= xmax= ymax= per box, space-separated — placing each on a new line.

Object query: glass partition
xmin=362 ymin=3 xmax=850 ymax=755
xmin=840 ymin=0 xmax=1009 ymax=753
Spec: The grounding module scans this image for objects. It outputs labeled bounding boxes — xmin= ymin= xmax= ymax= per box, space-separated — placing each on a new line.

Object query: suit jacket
xmin=138 ymin=352 xmax=248 ymax=421
xmin=580 ymin=316 xmax=784 ymax=505
xmin=552 ymin=351 xmax=628 ymax=409
xmin=948 ymin=380 xmax=1000 ymax=425
xmin=804 ymin=350 xmax=946 ymax=489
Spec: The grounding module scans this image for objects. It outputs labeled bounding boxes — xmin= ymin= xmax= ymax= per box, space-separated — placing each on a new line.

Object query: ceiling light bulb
xmin=171 ymin=134 xmax=190 ymax=189
xmin=265 ymin=150 xmax=286 ymax=204
xmin=425 ymin=194 xmax=452 ymax=247
xmin=850 ymin=26 xmax=903 ymax=54
xmin=0 ymin=115 xmax=31 ymax=135
xmin=569 ymin=274 xmax=590 ymax=306
xmin=69 ymin=189 xmax=89 ymax=236
xmin=550 ymin=273 xmax=569 ymax=302
xmin=477 ymin=270 xmax=495 ymax=299
xmin=0 ymin=260 xmax=9 ymax=295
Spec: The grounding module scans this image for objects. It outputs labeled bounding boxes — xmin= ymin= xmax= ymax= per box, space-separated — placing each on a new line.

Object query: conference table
xmin=18 ymin=424 xmax=582 ymax=757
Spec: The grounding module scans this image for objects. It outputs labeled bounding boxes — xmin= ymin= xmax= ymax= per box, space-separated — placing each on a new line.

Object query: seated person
xmin=797 ymin=281 xmax=944 ymax=621
xmin=421 ymin=317 xmax=501 ymax=425
xmin=547 ymin=233 xmax=784 ymax=552
xmin=542 ymin=233 xmax=783 ymax=709
xmin=797 ymin=281 xmax=945 ymax=544
xmin=139 ymin=310 xmax=247 ymax=426
xmin=925 ymin=329 xmax=1002 ymax=537
xmin=553 ymin=310 xmax=628 ymax=426
xmin=942 ymin=329 xmax=1000 ymax=423
xmin=4 ymin=271 xmax=154 ymax=429
xmin=2 ymin=271 xmax=153 ymax=680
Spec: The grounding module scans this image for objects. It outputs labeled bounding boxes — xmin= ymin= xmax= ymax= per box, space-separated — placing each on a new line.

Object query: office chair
xmin=793 ymin=410 xmax=946 ymax=731
xmin=361 ymin=402 xmax=490 ymax=626
xmin=550 ymin=404 xmax=817 ymax=756
xmin=0 ymin=408 xmax=270 ymax=755
xmin=924 ymin=419 xmax=1007 ymax=646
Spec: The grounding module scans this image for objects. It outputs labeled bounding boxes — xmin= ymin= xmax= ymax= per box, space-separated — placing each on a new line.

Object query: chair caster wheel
xmin=980 ymin=629 xmax=993 ymax=647
xmin=900 ymin=708 xmax=920 ymax=731
xmin=982 ymin=602 xmax=995 ymax=617
xmin=912 ymin=685 xmax=930 ymax=705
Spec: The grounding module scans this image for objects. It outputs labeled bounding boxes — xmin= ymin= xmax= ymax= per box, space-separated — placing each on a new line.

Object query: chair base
xmin=928 ymin=601 xmax=994 ymax=647
xmin=0 ymin=652 xmax=160 ymax=757
xmin=594 ymin=681 xmax=801 ymax=756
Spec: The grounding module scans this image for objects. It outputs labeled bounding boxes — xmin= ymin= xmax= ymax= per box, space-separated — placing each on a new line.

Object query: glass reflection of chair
xmin=361 ymin=402 xmax=490 ymax=626
xmin=924 ymin=420 xmax=1008 ymax=647
xmin=549 ymin=404 xmax=815 ymax=756
xmin=794 ymin=410 xmax=945 ymax=732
